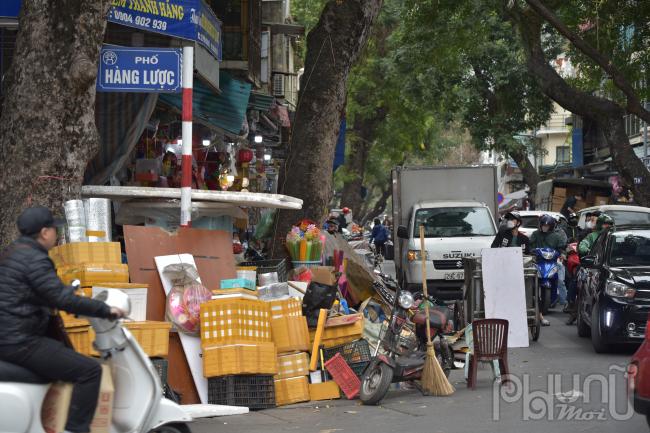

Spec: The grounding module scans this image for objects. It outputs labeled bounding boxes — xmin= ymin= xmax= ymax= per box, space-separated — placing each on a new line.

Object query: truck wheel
xmin=591 ymin=304 xmax=612 ymax=353
xmin=360 ymin=362 xmax=393 ymax=406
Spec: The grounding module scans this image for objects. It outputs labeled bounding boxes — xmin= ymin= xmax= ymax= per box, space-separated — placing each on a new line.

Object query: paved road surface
xmin=193 ymin=260 xmax=647 ymax=433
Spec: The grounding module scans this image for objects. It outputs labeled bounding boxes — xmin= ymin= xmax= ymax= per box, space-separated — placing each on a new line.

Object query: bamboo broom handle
xmin=420 ymin=225 xmax=433 ymax=347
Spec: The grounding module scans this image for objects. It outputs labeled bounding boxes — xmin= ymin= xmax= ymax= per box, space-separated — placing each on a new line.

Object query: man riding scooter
xmin=491 ymin=211 xmax=531 ymax=254
xmin=0 ymin=207 xmax=126 ymax=433
xmin=530 ymin=214 xmax=568 ymax=326
xmin=579 ymin=213 xmax=614 ymax=257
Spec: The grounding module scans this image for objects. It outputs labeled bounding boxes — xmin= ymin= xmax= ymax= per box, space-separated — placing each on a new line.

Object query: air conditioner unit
xmin=273 ymin=74 xmax=285 ymax=97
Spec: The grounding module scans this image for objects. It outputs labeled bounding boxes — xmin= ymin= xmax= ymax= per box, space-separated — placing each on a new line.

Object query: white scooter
xmin=0 ymin=288 xmax=194 ymax=433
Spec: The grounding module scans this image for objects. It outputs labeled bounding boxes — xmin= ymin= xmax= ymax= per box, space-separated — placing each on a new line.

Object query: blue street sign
xmin=97 ymin=47 xmax=182 ymax=93
xmin=0 ymin=0 xmax=21 ymax=18
xmin=107 ymin=0 xmax=222 ymax=61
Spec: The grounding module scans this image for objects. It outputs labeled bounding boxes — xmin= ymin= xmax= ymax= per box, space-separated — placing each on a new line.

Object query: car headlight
xmin=605 ymin=280 xmax=636 ymax=299
xmin=542 ymin=251 xmax=555 ymax=260
xmin=398 ymin=291 xmax=415 ymax=309
xmin=407 ymin=250 xmax=429 ymax=262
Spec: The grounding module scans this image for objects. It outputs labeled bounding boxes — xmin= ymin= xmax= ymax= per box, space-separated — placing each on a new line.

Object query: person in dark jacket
xmin=0 ymin=206 xmax=125 ymax=433
xmin=370 ymin=218 xmax=389 ymax=257
xmin=491 ymin=211 xmax=531 ymax=254
xmin=337 ymin=207 xmax=350 ymax=233
xmin=562 ymin=213 xmax=580 ymax=243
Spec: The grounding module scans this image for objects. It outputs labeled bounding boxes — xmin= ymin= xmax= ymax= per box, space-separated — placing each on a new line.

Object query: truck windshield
xmin=414 ymin=207 xmax=496 ymax=238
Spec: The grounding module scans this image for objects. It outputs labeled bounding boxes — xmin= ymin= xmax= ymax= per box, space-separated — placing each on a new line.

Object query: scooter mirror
xmin=71 ymin=279 xmax=81 ymax=289
xmin=94 ymin=289 xmax=132 ymax=317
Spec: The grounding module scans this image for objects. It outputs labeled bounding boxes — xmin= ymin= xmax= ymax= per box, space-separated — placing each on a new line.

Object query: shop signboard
xmin=107 ymin=0 xmax=222 ymax=61
xmin=0 ymin=0 xmax=21 ymax=18
xmin=97 ymin=47 xmax=182 ymax=93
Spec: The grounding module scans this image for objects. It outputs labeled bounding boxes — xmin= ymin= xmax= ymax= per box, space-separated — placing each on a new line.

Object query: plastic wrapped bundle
xmin=64 ymin=200 xmax=86 ymax=227
xmin=66 ymin=226 xmax=88 ymax=243
xmin=84 ymin=198 xmax=112 ymax=242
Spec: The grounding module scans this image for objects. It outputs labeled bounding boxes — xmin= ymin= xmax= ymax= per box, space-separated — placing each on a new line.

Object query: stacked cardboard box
xmin=269 ymin=298 xmax=311 ymax=406
xmin=200 ymin=298 xmax=278 ymax=378
xmin=51 ymin=242 xmax=129 ymax=287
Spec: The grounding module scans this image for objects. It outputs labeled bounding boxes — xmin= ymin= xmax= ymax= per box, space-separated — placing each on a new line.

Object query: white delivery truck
xmin=392 ymin=166 xmax=498 ymax=302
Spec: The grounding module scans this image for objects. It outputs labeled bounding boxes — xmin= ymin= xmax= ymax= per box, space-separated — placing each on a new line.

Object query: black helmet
xmin=539 ymin=214 xmax=556 ymax=230
xmin=596 ymin=213 xmax=614 ymax=230
xmin=505 ymin=211 xmax=522 ymax=223
xmin=568 ymin=212 xmax=578 ymax=220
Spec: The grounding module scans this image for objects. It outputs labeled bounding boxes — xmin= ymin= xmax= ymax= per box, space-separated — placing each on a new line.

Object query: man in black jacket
xmin=491 ymin=211 xmax=531 ymax=254
xmin=0 ymin=206 xmax=125 ymax=433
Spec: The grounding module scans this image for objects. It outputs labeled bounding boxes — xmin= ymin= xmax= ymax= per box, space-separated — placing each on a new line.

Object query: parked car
xmin=628 ymin=313 xmax=650 ymax=427
xmin=577 ymin=205 xmax=650 ymax=229
xmin=576 ymin=225 xmax=650 ymax=353
xmin=516 ymin=211 xmax=567 ymax=238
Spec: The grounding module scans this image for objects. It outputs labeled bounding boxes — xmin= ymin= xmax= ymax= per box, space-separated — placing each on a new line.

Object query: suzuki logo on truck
xmin=442 ymin=251 xmax=475 ymax=259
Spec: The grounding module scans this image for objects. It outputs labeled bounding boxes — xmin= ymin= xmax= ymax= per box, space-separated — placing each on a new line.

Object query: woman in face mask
xmin=577 ymin=211 xmax=601 ymax=243
xmin=491 ymin=211 xmax=531 ymax=254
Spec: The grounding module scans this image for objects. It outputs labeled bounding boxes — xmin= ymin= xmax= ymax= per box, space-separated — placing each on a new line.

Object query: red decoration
xmin=238 ymin=148 xmax=254 ymax=163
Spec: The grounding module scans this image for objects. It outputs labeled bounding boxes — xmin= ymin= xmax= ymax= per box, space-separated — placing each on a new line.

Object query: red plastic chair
xmin=467 ymin=319 xmax=510 ymax=389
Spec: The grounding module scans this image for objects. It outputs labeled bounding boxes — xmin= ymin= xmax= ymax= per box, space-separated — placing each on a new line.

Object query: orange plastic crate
xmin=124 ymin=321 xmax=172 ymax=357
xmin=200 ymin=298 xmax=272 ymax=347
xmin=66 ymin=325 xmax=92 ymax=356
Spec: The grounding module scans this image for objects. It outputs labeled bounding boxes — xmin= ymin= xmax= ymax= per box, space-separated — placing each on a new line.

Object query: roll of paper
xmin=84 ymin=198 xmax=112 ymax=242
xmin=64 ymin=200 xmax=86 ymax=227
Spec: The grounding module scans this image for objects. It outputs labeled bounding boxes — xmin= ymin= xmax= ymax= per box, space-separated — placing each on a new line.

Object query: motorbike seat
xmin=396 ymin=354 xmax=425 ymax=368
xmin=0 ymin=360 xmax=48 ymax=384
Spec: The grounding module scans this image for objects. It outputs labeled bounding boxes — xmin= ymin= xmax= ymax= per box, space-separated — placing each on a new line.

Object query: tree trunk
xmin=508 ymin=146 xmax=540 ymax=202
xmin=0 ymin=0 xmax=110 ymax=246
xmin=271 ymin=0 xmax=383 ymax=258
xmin=362 ymin=180 xmax=391 ymax=225
xmin=511 ymin=8 xmax=650 ymax=206
xmin=339 ymin=107 xmax=386 ymax=213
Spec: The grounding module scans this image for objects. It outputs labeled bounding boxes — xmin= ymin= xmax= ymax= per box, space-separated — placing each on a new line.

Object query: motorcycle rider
xmin=578 ymin=213 xmax=614 ymax=256
xmin=562 ymin=213 xmax=580 ymax=243
xmin=0 ymin=206 xmax=126 ymax=433
xmin=577 ymin=210 xmax=602 ymax=244
xmin=370 ymin=218 xmax=389 ymax=257
xmin=530 ymin=214 xmax=568 ymax=326
xmin=491 ymin=211 xmax=531 ymax=254
xmin=337 ymin=207 xmax=350 ymax=233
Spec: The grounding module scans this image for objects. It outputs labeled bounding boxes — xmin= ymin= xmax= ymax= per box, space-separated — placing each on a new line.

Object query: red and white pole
xmin=180 ymin=45 xmax=194 ymax=227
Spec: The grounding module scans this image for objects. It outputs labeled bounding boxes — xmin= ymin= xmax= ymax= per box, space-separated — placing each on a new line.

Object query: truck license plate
xmin=444 ymin=272 xmax=464 ymax=280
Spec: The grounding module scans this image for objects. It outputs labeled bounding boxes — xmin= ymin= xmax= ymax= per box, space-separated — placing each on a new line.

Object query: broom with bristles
xmin=419 ymin=225 xmax=455 ymax=396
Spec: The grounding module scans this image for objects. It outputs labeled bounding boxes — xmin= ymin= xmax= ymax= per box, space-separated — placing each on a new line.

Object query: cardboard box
xmin=41 ymin=382 xmax=74 ymax=433
xmin=271 ymin=316 xmax=311 ymax=354
xmin=50 ymin=242 xmax=121 ymax=268
xmin=553 ymin=187 xmax=567 ymax=198
xmin=309 ymin=382 xmax=341 ymax=401
xmin=220 ymin=278 xmax=256 ymax=291
xmin=595 ymin=196 xmax=609 ymax=205
xmin=202 ymin=342 xmax=278 ymax=377
xmin=275 ymin=352 xmax=310 ymax=380
xmin=58 ymin=263 xmax=129 ymax=286
xmin=90 ymin=364 xmax=114 ymax=433
xmin=92 ymin=283 xmax=148 ymax=321
xmin=310 ymin=266 xmax=337 ymax=286
xmin=267 ymin=297 xmax=302 ymax=320
xmin=274 ymin=376 xmax=310 ymax=406
xmin=200 ymin=298 xmax=272 ymax=347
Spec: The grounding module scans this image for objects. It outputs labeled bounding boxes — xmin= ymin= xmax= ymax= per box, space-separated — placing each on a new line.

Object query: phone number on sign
xmin=111 ymin=10 xmax=168 ymax=31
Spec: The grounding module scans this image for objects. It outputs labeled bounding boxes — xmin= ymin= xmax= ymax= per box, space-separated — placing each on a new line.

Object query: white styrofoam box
xmin=92 ymin=286 xmax=148 ymax=321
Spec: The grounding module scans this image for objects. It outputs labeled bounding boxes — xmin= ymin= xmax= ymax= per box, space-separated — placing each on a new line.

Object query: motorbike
xmin=0 ymin=288 xmax=195 ymax=433
xmin=359 ymin=273 xmax=454 ymax=406
xmin=533 ymin=247 xmax=561 ymax=314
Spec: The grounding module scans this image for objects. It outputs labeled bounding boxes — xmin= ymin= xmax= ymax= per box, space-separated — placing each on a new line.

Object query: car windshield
xmin=606 ymin=210 xmax=650 ymax=226
xmin=521 ymin=216 xmax=539 ymax=229
xmin=414 ymin=207 xmax=496 ymax=238
xmin=608 ymin=232 xmax=650 ymax=266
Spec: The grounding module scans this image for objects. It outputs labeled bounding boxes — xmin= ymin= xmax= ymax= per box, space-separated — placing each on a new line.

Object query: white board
xmin=481 ymin=248 xmax=529 ymax=348
xmin=154 ymin=254 xmax=208 ymax=404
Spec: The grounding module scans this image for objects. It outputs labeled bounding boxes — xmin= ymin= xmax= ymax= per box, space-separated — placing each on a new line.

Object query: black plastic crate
xmin=349 ymin=361 xmax=370 ymax=378
xmin=208 ymin=375 xmax=276 ymax=410
xmin=239 ymin=259 xmax=287 ymax=284
xmin=323 ymin=339 xmax=371 ymax=365
xmin=151 ymin=358 xmax=168 ymax=383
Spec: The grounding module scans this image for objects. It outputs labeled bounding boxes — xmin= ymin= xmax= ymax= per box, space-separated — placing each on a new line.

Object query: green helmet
xmin=596 ymin=213 xmax=614 ymax=230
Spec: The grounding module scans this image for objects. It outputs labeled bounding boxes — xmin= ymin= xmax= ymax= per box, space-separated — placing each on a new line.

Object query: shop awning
xmin=159 ymin=71 xmax=251 ymax=135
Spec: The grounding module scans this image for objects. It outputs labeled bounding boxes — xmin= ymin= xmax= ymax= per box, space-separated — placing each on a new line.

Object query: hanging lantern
xmin=238 ymin=147 xmax=254 ymax=164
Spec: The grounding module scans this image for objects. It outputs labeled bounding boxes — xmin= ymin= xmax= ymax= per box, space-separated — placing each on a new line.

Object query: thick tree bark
xmin=362 ymin=180 xmax=391 ymax=225
xmin=524 ymin=0 xmax=650 ymax=125
xmin=0 ymin=0 xmax=110 ymax=245
xmin=510 ymin=8 xmax=650 ymax=206
xmin=339 ymin=107 xmax=387 ymax=213
xmin=508 ymin=146 xmax=540 ymax=202
xmin=271 ymin=0 xmax=383 ymax=258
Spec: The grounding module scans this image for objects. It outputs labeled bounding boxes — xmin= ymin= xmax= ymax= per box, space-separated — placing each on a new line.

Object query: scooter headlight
xmin=398 ymin=291 xmax=415 ymax=309
xmin=542 ymin=251 xmax=555 ymax=260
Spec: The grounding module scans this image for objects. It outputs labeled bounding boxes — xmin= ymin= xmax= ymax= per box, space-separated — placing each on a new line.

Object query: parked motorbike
xmin=533 ymin=247 xmax=561 ymax=314
xmin=0 ymin=289 xmax=194 ymax=433
xmin=360 ymin=274 xmax=453 ymax=405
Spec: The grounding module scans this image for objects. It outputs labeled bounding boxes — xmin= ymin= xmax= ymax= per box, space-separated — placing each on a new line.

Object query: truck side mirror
xmin=397 ymin=226 xmax=409 ymax=239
